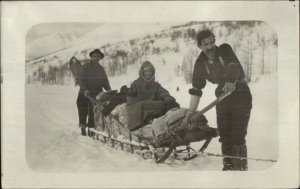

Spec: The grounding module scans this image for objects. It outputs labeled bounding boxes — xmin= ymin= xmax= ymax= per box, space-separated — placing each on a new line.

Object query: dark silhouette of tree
xmin=130 ymin=39 xmax=136 ymax=46
xmin=187 ymin=28 xmax=196 ymax=39
xmin=270 ymin=32 xmax=278 ymax=71
xmin=260 ymin=37 xmax=266 ymax=74
xmin=246 ymin=38 xmax=253 ymax=82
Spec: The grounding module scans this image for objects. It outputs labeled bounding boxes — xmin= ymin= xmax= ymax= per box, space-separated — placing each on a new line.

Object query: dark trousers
xmin=76 ymin=90 xmax=89 ymax=125
xmin=216 ymin=83 xmax=252 ymax=146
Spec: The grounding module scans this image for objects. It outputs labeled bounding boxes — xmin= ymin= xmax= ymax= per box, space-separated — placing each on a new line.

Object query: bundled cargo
xmin=86 ymin=88 xmax=219 ymax=163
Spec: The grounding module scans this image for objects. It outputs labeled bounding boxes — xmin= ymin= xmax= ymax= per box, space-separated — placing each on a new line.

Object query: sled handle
xmin=190 ymin=90 xmax=233 ymax=122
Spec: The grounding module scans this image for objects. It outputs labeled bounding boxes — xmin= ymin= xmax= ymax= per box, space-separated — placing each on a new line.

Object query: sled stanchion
xmin=128 ymin=133 xmax=134 ymax=154
xmin=139 ymin=142 xmax=143 ymax=151
xmin=129 ymin=133 xmax=132 ymax=142
xmin=173 ymin=146 xmax=178 ymax=159
xmin=111 ymin=139 xmax=115 ymax=148
xmin=187 ymin=145 xmax=191 ymax=158
xmin=120 ymin=142 xmax=124 ymax=150
xmin=130 ymin=145 xmax=134 ymax=154
xmin=173 ymin=150 xmax=179 ymax=160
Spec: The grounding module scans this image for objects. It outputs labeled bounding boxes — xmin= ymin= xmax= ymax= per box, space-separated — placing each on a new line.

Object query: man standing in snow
xmin=80 ymin=49 xmax=111 ymax=135
xmin=189 ymin=30 xmax=252 ymax=171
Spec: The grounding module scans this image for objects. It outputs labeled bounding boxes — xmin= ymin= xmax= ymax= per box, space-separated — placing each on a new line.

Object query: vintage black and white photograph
xmin=25 ymin=21 xmax=278 ymax=172
xmin=2 ymin=1 xmax=299 ymax=188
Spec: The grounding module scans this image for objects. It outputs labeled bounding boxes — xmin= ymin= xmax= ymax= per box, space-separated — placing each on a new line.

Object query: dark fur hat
xmin=89 ymin=49 xmax=104 ymax=59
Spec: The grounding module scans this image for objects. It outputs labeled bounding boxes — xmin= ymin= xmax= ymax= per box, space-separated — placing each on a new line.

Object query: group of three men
xmin=73 ymin=29 xmax=252 ymax=171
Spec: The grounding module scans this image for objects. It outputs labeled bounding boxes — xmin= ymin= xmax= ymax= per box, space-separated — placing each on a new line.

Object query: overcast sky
xmin=26 ymin=23 xmax=102 ymax=45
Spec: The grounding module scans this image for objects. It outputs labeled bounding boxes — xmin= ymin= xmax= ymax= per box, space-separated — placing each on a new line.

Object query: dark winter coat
xmin=127 ymin=61 xmax=178 ymax=131
xmin=192 ymin=43 xmax=250 ymax=97
xmin=192 ymin=43 xmax=252 ymax=146
xmin=79 ymin=61 xmax=111 ymax=96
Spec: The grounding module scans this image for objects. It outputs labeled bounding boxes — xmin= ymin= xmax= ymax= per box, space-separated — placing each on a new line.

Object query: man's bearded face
xmin=199 ymin=36 xmax=216 ymax=59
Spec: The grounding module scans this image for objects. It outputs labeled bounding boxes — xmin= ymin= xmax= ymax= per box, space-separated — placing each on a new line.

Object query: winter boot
xmin=240 ymin=144 xmax=248 ymax=171
xmin=87 ymin=128 xmax=91 ymax=137
xmin=81 ymin=128 xmax=87 ymax=136
xmin=232 ymin=144 xmax=248 ymax=171
xmin=79 ymin=124 xmax=87 ymax=136
xmin=90 ymin=129 xmax=95 ymax=138
xmin=221 ymin=142 xmax=233 ymax=171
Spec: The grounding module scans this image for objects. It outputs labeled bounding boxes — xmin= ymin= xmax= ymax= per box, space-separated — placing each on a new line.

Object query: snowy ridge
xmin=26 ymin=31 xmax=79 ymax=62
xmin=25 ymin=21 xmax=277 ymax=86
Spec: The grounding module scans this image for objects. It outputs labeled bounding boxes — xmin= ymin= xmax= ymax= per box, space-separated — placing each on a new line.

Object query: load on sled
xmin=85 ymin=86 xmax=225 ymax=163
xmin=71 ymin=60 xmax=225 ymax=163
xmin=82 ymin=61 xmax=225 ymax=163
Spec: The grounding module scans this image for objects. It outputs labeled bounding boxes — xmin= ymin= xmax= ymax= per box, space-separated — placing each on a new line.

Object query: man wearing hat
xmin=79 ymin=49 xmax=111 ymax=133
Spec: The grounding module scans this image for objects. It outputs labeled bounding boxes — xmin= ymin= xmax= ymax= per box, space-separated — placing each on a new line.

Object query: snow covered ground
xmin=25 ymin=73 xmax=278 ymax=172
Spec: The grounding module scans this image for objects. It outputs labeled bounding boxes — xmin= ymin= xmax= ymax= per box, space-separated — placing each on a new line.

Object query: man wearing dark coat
xmin=126 ymin=61 xmax=179 ymax=131
xmin=79 ymin=49 xmax=111 ymax=132
xmin=189 ymin=30 xmax=252 ymax=171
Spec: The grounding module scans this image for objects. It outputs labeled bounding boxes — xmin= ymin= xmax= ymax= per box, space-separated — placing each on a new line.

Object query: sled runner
xmin=85 ymin=90 xmax=227 ymax=163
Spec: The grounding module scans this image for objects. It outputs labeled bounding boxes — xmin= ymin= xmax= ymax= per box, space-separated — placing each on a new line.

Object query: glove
xmin=183 ymin=110 xmax=195 ymax=124
xmin=83 ymin=90 xmax=90 ymax=98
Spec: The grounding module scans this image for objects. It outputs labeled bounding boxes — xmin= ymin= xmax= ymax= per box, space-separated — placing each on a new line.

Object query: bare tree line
xmin=26 ymin=21 xmax=278 ymax=85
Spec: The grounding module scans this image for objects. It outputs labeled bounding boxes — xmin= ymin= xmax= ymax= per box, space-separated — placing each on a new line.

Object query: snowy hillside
xmin=26 ymin=31 xmax=79 ymax=62
xmin=25 ymin=21 xmax=278 ymax=86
